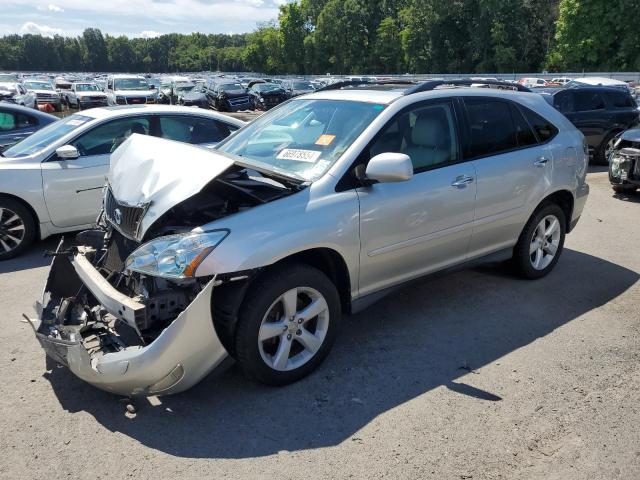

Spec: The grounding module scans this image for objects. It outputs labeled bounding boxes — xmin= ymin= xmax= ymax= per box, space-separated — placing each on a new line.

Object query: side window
xmin=519 ymin=106 xmax=558 ymax=143
xmin=16 ymin=113 xmax=37 ymax=129
xmin=369 ymin=102 xmax=459 ymax=172
xmin=605 ymin=91 xmax=636 ymax=108
xmin=464 ymin=98 xmax=517 ymax=158
xmin=573 ymin=91 xmax=605 ymax=111
xmin=553 ymin=91 xmax=573 ymax=114
xmin=509 ymin=104 xmax=538 ymax=147
xmin=72 ymin=117 xmax=150 ymax=156
xmin=0 ymin=111 xmax=17 ymax=131
xmin=159 ymin=115 xmax=232 ymax=144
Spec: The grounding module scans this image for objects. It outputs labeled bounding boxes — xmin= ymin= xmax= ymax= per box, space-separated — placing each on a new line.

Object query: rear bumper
xmin=32 ymin=249 xmax=229 ymax=397
xmin=569 ymin=182 xmax=589 ymax=232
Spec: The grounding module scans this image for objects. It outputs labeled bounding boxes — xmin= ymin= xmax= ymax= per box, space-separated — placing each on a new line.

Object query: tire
xmin=512 ymin=203 xmax=566 ymax=279
xmin=612 ymin=184 xmax=637 ymax=194
xmin=0 ymin=197 xmax=37 ymax=261
xmin=234 ymin=263 xmax=341 ymax=386
xmin=595 ymin=133 xmax=619 ymax=165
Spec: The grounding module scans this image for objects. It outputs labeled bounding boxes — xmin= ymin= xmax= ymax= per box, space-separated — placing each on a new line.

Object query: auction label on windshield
xmin=277 ymin=148 xmax=321 ymax=163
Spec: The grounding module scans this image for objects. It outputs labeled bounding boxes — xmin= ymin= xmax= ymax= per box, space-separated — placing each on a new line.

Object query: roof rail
xmin=315 ymin=79 xmax=417 ymax=92
xmin=404 ymin=79 xmax=532 ymax=94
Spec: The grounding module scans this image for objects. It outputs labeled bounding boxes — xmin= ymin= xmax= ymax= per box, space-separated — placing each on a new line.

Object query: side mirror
xmin=364 ymin=152 xmax=413 ymax=183
xmin=56 ymin=145 xmax=79 ymax=160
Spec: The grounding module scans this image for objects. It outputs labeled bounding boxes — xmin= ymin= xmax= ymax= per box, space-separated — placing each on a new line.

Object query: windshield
xmin=254 ymin=83 xmax=281 ymax=92
xmin=175 ymin=82 xmax=195 ymax=92
xmin=75 ymin=83 xmax=100 ymax=92
xmin=219 ymin=83 xmax=244 ymax=92
xmin=114 ymin=78 xmax=150 ymax=90
xmin=216 ymin=99 xmax=385 ymax=181
xmin=3 ymin=115 xmax=92 ymax=158
xmin=25 ymin=81 xmax=53 ymax=90
xmin=293 ymin=81 xmax=314 ymax=90
xmin=0 ymin=74 xmax=18 ymax=82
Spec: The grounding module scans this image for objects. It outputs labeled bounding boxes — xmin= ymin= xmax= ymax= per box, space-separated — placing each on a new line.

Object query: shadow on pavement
xmin=0 ymin=236 xmax=61 ymax=275
xmin=42 ymin=248 xmax=638 ymax=459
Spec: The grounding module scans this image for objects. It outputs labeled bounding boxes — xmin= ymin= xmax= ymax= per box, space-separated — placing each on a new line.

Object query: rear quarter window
xmin=604 ymin=91 xmax=637 ymax=108
xmin=519 ymin=106 xmax=558 ymax=143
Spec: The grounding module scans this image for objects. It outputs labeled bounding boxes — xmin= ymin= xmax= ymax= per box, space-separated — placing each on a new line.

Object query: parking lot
xmin=0 ymin=166 xmax=637 ymax=479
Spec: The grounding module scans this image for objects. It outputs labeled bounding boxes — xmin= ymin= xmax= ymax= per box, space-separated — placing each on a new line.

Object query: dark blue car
xmin=0 ymin=101 xmax=58 ymax=150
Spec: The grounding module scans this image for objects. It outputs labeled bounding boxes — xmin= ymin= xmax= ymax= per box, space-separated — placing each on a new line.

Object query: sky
xmin=1 ymin=0 xmax=289 ymax=38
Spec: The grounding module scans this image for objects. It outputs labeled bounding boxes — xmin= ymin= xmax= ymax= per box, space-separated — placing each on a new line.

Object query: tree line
xmin=0 ymin=0 xmax=638 ymax=74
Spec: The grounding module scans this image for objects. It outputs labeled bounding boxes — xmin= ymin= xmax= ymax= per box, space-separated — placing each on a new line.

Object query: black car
xmin=0 ymin=101 xmax=57 ymax=150
xmin=281 ymin=79 xmax=316 ymax=99
xmin=608 ymin=128 xmax=640 ymax=194
xmin=248 ymin=82 xmax=288 ymax=110
xmin=204 ymin=80 xmax=251 ymax=112
xmin=540 ymin=86 xmax=639 ymax=164
xmin=177 ymin=83 xmax=209 ymax=108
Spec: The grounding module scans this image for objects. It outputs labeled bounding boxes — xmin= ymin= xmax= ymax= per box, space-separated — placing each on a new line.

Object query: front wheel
xmin=612 ymin=184 xmax=637 ymax=194
xmin=234 ymin=264 xmax=341 ymax=386
xmin=512 ymin=203 xmax=566 ymax=279
xmin=0 ymin=198 xmax=37 ymax=261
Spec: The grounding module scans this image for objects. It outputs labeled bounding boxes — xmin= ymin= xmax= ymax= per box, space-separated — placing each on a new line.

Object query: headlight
xmin=610 ymin=154 xmax=630 ymax=179
xmin=115 ymin=95 xmax=126 ymax=104
xmin=125 ymin=230 xmax=229 ymax=279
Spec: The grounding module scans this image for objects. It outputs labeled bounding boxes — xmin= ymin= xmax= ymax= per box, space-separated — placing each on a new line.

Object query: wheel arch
xmin=0 ymin=192 xmax=41 ymax=238
xmin=210 ymin=247 xmax=352 ymax=355
xmin=535 ymin=189 xmax=574 ymax=232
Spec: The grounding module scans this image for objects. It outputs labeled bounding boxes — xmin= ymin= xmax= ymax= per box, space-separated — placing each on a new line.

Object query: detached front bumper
xmin=32 ymin=250 xmax=229 ymax=397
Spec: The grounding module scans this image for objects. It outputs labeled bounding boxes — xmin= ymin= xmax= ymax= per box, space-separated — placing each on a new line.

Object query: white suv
xmin=31 ymin=80 xmax=589 ymax=396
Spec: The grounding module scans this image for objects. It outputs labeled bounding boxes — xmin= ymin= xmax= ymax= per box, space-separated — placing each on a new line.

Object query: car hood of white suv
xmin=113 ymin=89 xmax=156 ymax=97
xmin=109 ymin=134 xmax=235 ymax=237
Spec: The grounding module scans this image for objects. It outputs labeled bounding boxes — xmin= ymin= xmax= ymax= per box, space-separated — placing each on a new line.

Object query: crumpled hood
xmin=109 ymin=134 xmax=235 ymax=238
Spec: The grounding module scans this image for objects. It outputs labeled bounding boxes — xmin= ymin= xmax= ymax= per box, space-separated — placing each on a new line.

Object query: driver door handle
xmin=451 ymin=175 xmax=474 ymax=188
xmin=534 ymin=156 xmax=550 ymax=167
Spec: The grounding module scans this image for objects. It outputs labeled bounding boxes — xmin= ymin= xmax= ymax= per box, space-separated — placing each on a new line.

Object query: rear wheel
xmin=234 ymin=264 xmax=341 ymax=386
xmin=0 ymin=198 xmax=37 ymax=261
xmin=512 ymin=203 xmax=566 ymax=279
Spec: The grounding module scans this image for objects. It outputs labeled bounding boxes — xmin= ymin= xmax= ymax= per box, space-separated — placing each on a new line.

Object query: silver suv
xmin=31 ymin=81 xmax=589 ymax=397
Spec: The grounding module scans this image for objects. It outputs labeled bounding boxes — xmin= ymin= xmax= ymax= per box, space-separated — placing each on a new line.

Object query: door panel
xmin=41 ymin=116 xmax=150 ymax=228
xmin=357 ymin=100 xmax=476 ymax=296
xmin=358 ymin=164 xmax=477 ymax=296
xmin=463 ymin=99 xmax=553 ymax=258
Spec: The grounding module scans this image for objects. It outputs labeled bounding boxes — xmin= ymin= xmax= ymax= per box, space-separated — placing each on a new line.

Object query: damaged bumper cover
xmin=32 ymin=249 xmax=229 ymax=397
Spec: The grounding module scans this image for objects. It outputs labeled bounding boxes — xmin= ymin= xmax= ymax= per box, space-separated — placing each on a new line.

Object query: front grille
xmin=229 ymin=96 xmax=249 ymax=107
xmin=104 ymin=187 xmax=148 ymax=240
xmin=127 ymin=97 xmax=147 ymax=105
xmin=103 ymin=229 xmax=140 ymax=273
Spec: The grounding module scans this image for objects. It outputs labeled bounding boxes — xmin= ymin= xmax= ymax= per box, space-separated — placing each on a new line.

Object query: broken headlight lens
xmin=125 ymin=230 xmax=229 ymax=279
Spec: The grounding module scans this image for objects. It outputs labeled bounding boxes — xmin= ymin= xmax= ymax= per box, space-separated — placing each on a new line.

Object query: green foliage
xmin=549 ymin=0 xmax=640 ymax=71
xmin=0 ymin=1 xmax=635 ymax=74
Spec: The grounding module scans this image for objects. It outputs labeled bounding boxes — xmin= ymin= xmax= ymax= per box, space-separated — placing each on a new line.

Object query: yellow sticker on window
xmin=315 ymin=134 xmax=336 ymax=146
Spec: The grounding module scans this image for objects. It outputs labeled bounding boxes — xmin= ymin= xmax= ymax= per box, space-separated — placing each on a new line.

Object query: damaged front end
xmin=33 ymin=235 xmax=228 ymax=397
xmin=28 ymin=134 xmax=304 ymax=396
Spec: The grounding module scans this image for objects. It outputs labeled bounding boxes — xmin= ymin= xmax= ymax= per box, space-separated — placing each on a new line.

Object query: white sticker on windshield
xmin=67 ymin=119 xmax=85 ymax=126
xmin=277 ymin=148 xmax=321 ymax=163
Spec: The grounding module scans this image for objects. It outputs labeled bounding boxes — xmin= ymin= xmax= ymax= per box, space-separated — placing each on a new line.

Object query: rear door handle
xmin=451 ymin=175 xmax=474 ymax=188
xmin=534 ymin=156 xmax=550 ymax=167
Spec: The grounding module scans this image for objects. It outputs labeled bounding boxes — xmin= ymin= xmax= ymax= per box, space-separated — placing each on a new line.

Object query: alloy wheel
xmin=258 ymin=287 xmax=330 ymax=371
xmin=529 ymin=215 xmax=561 ymax=270
xmin=0 ymin=207 xmax=26 ymax=254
